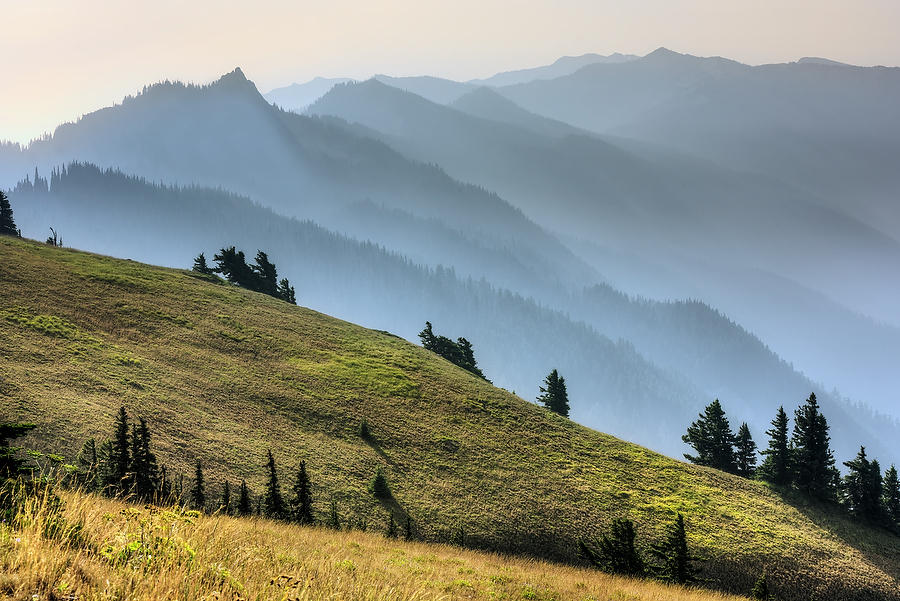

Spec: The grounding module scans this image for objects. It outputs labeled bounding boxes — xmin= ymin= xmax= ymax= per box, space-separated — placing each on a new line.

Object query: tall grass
xmin=0 ymin=482 xmax=746 ymax=601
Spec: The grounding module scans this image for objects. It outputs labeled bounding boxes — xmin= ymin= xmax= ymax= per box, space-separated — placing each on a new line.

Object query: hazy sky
xmin=3 ymin=0 xmax=899 ymax=144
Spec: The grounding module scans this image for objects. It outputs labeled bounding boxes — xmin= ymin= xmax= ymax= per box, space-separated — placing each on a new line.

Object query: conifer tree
xmin=682 ymin=400 xmax=736 ymax=473
xmin=869 ymin=459 xmax=885 ymax=522
xmin=130 ymin=418 xmax=159 ymax=501
xmin=758 ymin=406 xmax=791 ymax=486
xmin=221 ymin=481 xmax=232 ymax=514
xmin=649 ymin=513 xmax=701 ymax=584
xmin=290 ymin=460 xmax=314 ymax=525
xmin=883 ymin=465 xmax=900 ymax=528
xmin=277 ymin=279 xmax=297 ymax=304
xmin=404 ymin=515 xmax=414 ymax=541
xmin=252 ymin=251 xmax=279 ymax=296
xmin=192 ymin=253 xmax=215 ymax=275
xmin=386 ymin=513 xmax=398 ymax=538
xmin=358 ymin=419 xmax=371 ymax=440
xmin=264 ymin=450 xmax=286 ymax=519
xmin=110 ymin=407 xmax=131 ymax=494
xmin=792 ymin=393 xmax=838 ymax=499
xmin=537 ymin=369 xmax=570 ymax=417
xmin=327 ymin=499 xmax=341 ymax=530
xmin=371 ymin=466 xmax=391 ymax=499
xmin=579 ymin=518 xmax=645 ymax=576
xmin=191 ymin=460 xmax=206 ymax=510
xmin=158 ymin=465 xmax=172 ymax=501
xmin=734 ymin=423 xmax=758 ymax=478
xmin=0 ymin=423 xmax=37 ymax=478
xmin=237 ymin=480 xmax=252 ymax=516
xmin=0 ymin=191 xmax=19 ymax=237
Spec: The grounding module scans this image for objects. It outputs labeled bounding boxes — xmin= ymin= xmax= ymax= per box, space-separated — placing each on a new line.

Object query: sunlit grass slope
xmin=1 ymin=237 xmax=899 ymax=599
xmin=1 ymin=487 xmax=748 ymax=601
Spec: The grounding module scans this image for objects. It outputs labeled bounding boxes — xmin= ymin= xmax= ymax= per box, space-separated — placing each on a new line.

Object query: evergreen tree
xmin=579 ymin=518 xmax=645 ymax=576
xmin=252 ymin=251 xmax=279 ymax=296
xmin=649 ymin=513 xmax=701 ymax=584
xmin=758 ymin=406 xmax=792 ymax=486
xmin=130 ymin=418 xmax=159 ymax=501
xmin=682 ymin=400 xmax=736 ymax=473
xmin=0 ymin=191 xmax=19 ymax=237
xmin=192 ymin=252 xmax=215 ymax=275
xmin=327 ymin=499 xmax=341 ymax=530
xmin=277 ymin=278 xmax=297 ymax=304
xmin=734 ymin=423 xmax=758 ymax=478
xmin=221 ymin=481 xmax=232 ymax=514
xmin=290 ymin=460 xmax=314 ymax=525
xmin=237 ymin=480 xmax=252 ymax=516
xmin=213 ymin=246 xmax=255 ymax=288
xmin=418 ymin=322 xmax=487 ymax=380
xmin=792 ymin=393 xmax=838 ymax=499
xmin=750 ymin=573 xmax=770 ymax=600
xmin=883 ymin=465 xmax=900 ymax=528
xmin=404 ymin=515 xmax=413 ymax=541
xmin=110 ymin=407 xmax=131 ymax=494
xmin=264 ymin=450 xmax=286 ymax=519
xmin=869 ymin=459 xmax=885 ymax=522
xmin=537 ymin=369 xmax=570 ymax=417
xmin=386 ymin=513 xmax=398 ymax=538
xmin=0 ymin=423 xmax=37 ymax=478
xmin=370 ymin=466 xmax=391 ymax=499
xmin=455 ymin=337 xmax=485 ymax=379
xmin=190 ymin=460 xmax=206 ymax=510
xmin=358 ymin=419 xmax=371 ymax=440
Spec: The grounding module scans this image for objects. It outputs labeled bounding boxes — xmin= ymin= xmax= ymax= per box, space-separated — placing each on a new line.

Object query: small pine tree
xmin=327 ymin=499 xmax=341 ymax=530
xmin=359 ymin=419 xmax=371 ymax=440
xmin=370 ymin=466 xmax=391 ymax=499
xmin=0 ymin=191 xmax=19 ymax=237
xmin=883 ymin=465 xmax=900 ymax=528
xmin=580 ymin=518 xmax=644 ymax=576
xmin=682 ymin=400 xmax=736 ymax=473
xmin=290 ymin=460 xmax=314 ymax=525
xmin=404 ymin=515 xmax=414 ymax=541
xmin=110 ymin=407 xmax=131 ymax=494
xmin=759 ymin=406 xmax=791 ymax=486
xmin=190 ymin=460 xmax=206 ymax=510
xmin=537 ymin=369 xmax=570 ymax=417
xmin=264 ymin=450 xmax=286 ymax=519
xmin=792 ymin=393 xmax=838 ymax=500
xmin=130 ymin=418 xmax=159 ymax=501
xmin=734 ymin=423 xmax=758 ymax=478
xmin=649 ymin=514 xmax=701 ymax=584
xmin=192 ymin=253 xmax=215 ymax=275
xmin=750 ymin=573 xmax=770 ymax=600
xmin=277 ymin=278 xmax=297 ymax=305
xmin=237 ymin=480 xmax=252 ymax=516
xmin=386 ymin=513 xmax=398 ymax=538
xmin=221 ymin=481 xmax=232 ymax=514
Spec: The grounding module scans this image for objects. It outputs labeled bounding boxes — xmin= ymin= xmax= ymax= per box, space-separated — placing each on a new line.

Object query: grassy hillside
xmin=2 ymin=487 xmax=746 ymax=601
xmin=2 ymin=237 xmax=900 ymax=600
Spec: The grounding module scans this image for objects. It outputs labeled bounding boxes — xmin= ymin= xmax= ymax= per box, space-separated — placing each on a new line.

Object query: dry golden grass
xmin=0 ymin=486 xmax=747 ymax=601
xmin=2 ymin=237 xmax=900 ymax=600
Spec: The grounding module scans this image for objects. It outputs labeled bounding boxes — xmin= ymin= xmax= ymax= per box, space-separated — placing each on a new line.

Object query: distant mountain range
xmin=3 ymin=48 xmax=898 ymax=466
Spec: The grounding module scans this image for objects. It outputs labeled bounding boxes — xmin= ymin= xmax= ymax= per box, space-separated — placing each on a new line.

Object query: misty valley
xmin=2 ymin=40 xmax=900 ymax=601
